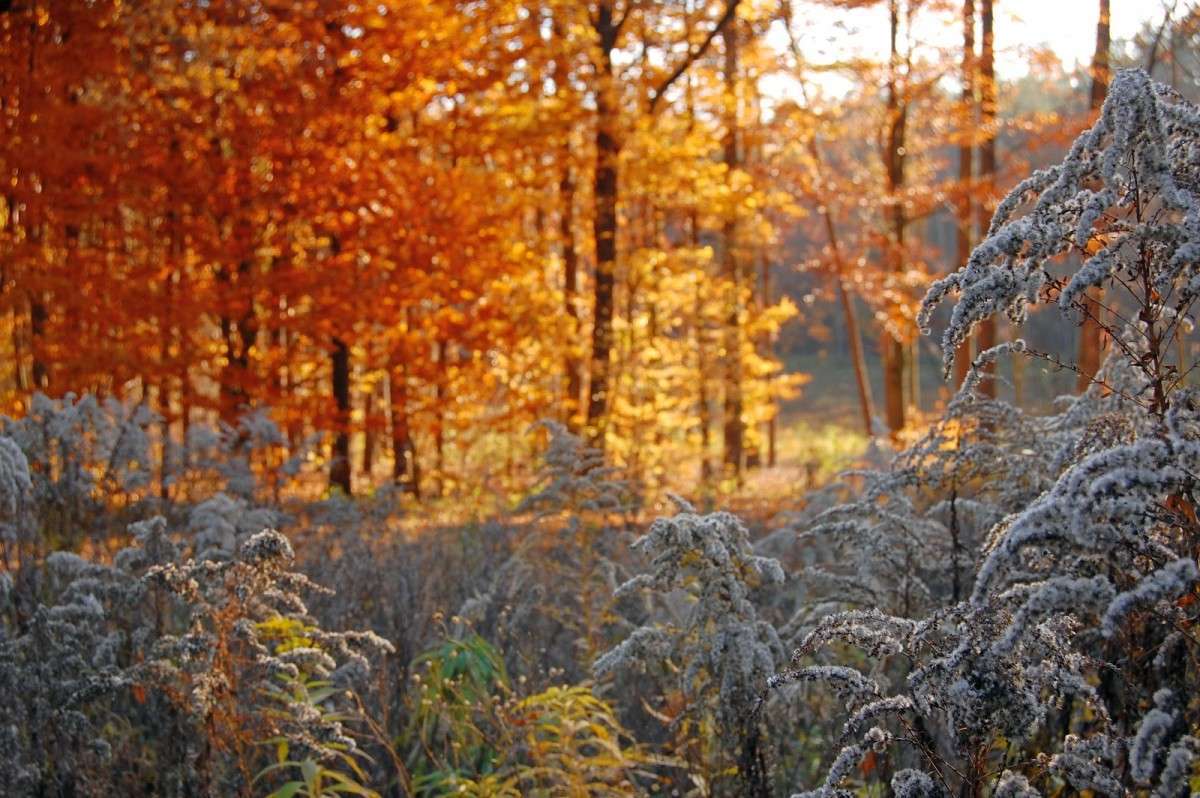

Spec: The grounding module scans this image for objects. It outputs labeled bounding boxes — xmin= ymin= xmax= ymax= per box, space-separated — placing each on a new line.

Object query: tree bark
xmin=362 ymin=385 xmax=376 ymax=486
xmin=689 ymin=203 xmax=714 ymax=482
xmin=684 ymin=71 xmax=713 ymax=482
xmin=585 ymin=2 xmax=620 ymax=453
xmin=29 ymin=295 xmax=46 ymax=391
xmin=839 ymin=279 xmax=875 ymax=437
xmin=883 ymin=0 xmax=908 ymax=433
xmin=761 ymin=252 xmax=776 ymax=467
xmin=217 ymin=259 xmax=256 ymax=421
xmin=329 ymin=337 xmax=352 ymax=495
xmin=389 ymin=355 xmax=419 ymax=498
xmin=975 ymin=0 xmax=998 ymax=398
xmin=433 ymin=340 xmax=446 ymax=498
xmin=1076 ymin=0 xmax=1110 ymax=392
xmin=953 ymin=0 xmax=976 ymax=388
xmin=25 ymin=217 xmax=47 ymax=394
xmin=1089 ymin=0 xmax=1112 ymax=110
xmin=816 ymin=179 xmax=875 ymax=437
xmin=721 ymin=17 xmax=744 ymax=477
xmin=553 ymin=18 xmax=582 ymax=435
xmin=560 ymin=159 xmax=583 ymax=433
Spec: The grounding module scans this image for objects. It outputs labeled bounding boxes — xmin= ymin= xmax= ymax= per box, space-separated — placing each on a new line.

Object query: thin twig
xmin=1022 ymin=346 xmax=1146 ymax=408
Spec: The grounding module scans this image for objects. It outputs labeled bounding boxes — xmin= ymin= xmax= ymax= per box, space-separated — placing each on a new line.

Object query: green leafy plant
xmin=401 ymin=634 xmax=644 ymax=796
xmin=402 ymin=634 xmax=510 ymax=794
xmin=255 ymin=617 xmax=379 ymax=798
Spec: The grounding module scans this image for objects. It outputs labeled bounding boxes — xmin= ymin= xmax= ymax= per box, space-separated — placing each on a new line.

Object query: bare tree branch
xmin=1145 ymin=0 xmax=1180 ymax=74
xmin=648 ymin=0 xmax=741 ymax=113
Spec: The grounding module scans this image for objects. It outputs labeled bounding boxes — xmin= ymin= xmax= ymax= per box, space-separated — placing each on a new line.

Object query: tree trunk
xmin=746 ymin=87 xmax=767 ymax=471
xmin=329 ymin=337 xmax=352 ymax=495
xmin=839 ymin=280 xmax=875 ymax=437
xmin=217 ymin=260 xmax=255 ymax=421
xmin=583 ymin=0 xmax=735 ymax=455
xmin=433 ymin=340 xmax=446 ymax=498
xmin=883 ymin=0 xmax=908 ymax=433
xmin=561 ymin=159 xmax=583 ymax=433
xmin=721 ymin=17 xmax=744 ymax=477
xmin=953 ymin=0 xmax=976 ymax=388
xmin=552 ymin=19 xmax=584 ymax=434
xmin=685 ymin=73 xmax=713 ymax=482
xmin=12 ymin=290 xmax=29 ymax=396
xmin=29 ymin=295 xmax=46 ymax=391
xmin=690 ymin=208 xmax=714 ymax=482
xmin=1089 ymin=0 xmax=1112 ymax=121
xmin=806 ymin=130 xmax=876 ymax=437
xmin=1076 ymin=0 xmax=1110 ymax=392
xmin=976 ymin=0 xmax=998 ymax=398
xmin=586 ymin=3 xmax=620 ymax=454
xmin=910 ymin=338 xmax=921 ymax=413
xmin=389 ymin=356 xmax=419 ymax=498
xmin=1 ymin=194 xmax=18 ymax=396
xmin=362 ymin=385 xmax=376 ymax=487
xmin=761 ymin=252 xmax=776 ymax=468
xmin=279 ymin=323 xmax=300 ymax=451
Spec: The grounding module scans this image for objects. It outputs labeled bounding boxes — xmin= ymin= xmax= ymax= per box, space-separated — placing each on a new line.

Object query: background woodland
xmin=3 ymin=2 xmax=1200 ymax=798
xmin=4 ymin=0 xmax=1183 ymax=503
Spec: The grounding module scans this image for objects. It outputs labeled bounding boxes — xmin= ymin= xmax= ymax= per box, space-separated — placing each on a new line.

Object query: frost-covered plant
xmin=920 ymin=68 xmax=1200 ymax=414
xmin=595 ymin=498 xmax=785 ymax=796
xmin=0 ymin=435 xmax=33 ymax=620
xmin=0 ymin=393 xmax=318 ymax=560
xmin=785 ymin=343 xmax=1064 ymax=645
xmin=0 ymin=499 xmax=392 ymax=796
xmin=0 ymin=390 xmax=553 ymax=795
xmin=136 ymin=528 xmax=392 ymax=787
xmin=1 ymin=393 xmax=155 ymax=552
xmin=518 ymin=420 xmax=637 ymax=517
xmin=460 ymin=422 xmax=637 ymax=682
xmin=179 ymin=408 xmax=318 ymax=504
xmin=0 ymin=514 xmax=186 ymax=795
xmin=187 ymin=491 xmax=282 ymax=560
xmin=778 ymin=69 xmax=1200 ymax=798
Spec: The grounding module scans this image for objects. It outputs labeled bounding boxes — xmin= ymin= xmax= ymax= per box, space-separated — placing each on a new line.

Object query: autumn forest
xmin=0 ymin=0 xmax=1135 ymax=499
xmin=3 ymin=1 xmax=1200 ymax=797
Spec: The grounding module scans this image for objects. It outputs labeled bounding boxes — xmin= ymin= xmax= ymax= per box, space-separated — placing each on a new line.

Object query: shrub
xmin=771 ymin=68 xmax=1200 ymax=798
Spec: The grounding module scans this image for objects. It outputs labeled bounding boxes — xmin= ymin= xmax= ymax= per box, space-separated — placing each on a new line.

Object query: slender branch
xmin=1144 ymin=0 xmax=1179 ymax=74
xmin=647 ymin=0 xmax=741 ymax=113
xmin=1159 ymin=292 xmax=1198 ymax=360
xmin=1057 ymin=243 xmax=1146 ymax=339
xmin=900 ymin=716 xmax=970 ymax=790
xmin=1023 ymin=346 xmax=1147 ymax=408
xmin=1045 ymin=277 xmax=1161 ymax=389
xmin=613 ymin=0 xmax=638 ymax=36
xmin=1166 ymin=352 xmax=1200 ymax=395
